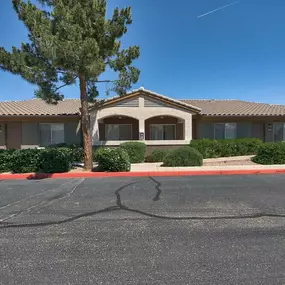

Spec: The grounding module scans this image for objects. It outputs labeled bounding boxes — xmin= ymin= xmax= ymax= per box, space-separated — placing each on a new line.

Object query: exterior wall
xmin=64 ymin=121 xmax=82 ymax=145
xmin=91 ymin=94 xmax=194 ymax=145
xmin=199 ymin=122 xmax=255 ymax=140
xmin=265 ymin=123 xmax=274 ymax=142
xmin=113 ymin=97 xmax=139 ymax=107
xmin=0 ymin=123 xmax=6 ymax=149
xmin=197 ymin=116 xmax=285 ymax=142
xmin=6 ymin=123 xmax=22 ymax=149
xmin=199 ymin=122 xmax=214 ymax=139
xmin=22 ymin=122 xmax=39 ymax=148
xmin=99 ymin=117 xmax=139 ymax=141
xmin=0 ymin=117 xmax=80 ymax=149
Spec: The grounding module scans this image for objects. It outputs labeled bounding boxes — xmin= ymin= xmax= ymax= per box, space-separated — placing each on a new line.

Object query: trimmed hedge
xmin=0 ymin=148 xmax=73 ymax=173
xmin=163 ymin=146 xmax=203 ymax=167
xmin=252 ymin=142 xmax=285 ymax=165
xmin=0 ymin=150 xmax=15 ymax=173
xmin=120 ymin=142 xmax=146 ymax=163
xmin=10 ymin=149 xmax=43 ymax=173
xmin=97 ymin=148 xmax=131 ymax=172
xmin=48 ymin=143 xmax=84 ymax=162
xmin=190 ymin=138 xmax=263 ymax=158
xmin=38 ymin=148 xmax=73 ymax=173
xmin=145 ymin=149 xmax=170 ymax=162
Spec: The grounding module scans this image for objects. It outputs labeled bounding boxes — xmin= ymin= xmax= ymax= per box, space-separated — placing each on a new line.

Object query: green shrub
xmin=97 ymin=148 xmax=131 ymax=172
xmin=48 ymin=143 xmax=84 ymax=162
xmin=145 ymin=149 xmax=170 ymax=162
xmin=190 ymin=138 xmax=263 ymax=158
xmin=37 ymin=148 xmax=73 ymax=173
xmin=10 ymin=149 xmax=43 ymax=173
xmin=163 ymin=146 xmax=203 ymax=167
xmin=93 ymin=147 xmax=106 ymax=162
xmin=0 ymin=150 xmax=14 ymax=173
xmin=120 ymin=142 xmax=146 ymax=163
xmin=190 ymin=139 xmax=221 ymax=158
xmin=252 ymin=142 xmax=285 ymax=165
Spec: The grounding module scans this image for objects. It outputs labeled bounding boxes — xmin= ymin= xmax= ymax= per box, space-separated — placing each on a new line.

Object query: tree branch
xmin=96 ymin=80 xmax=116 ymax=83
xmin=55 ymin=76 xmax=78 ymax=91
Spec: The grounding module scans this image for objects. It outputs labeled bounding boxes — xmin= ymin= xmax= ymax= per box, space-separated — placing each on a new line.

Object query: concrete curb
xmin=1 ymin=169 xmax=285 ymax=180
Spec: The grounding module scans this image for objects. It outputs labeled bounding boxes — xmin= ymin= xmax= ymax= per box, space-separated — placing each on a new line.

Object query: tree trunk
xmin=79 ymin=74 xmax=93 ymax=171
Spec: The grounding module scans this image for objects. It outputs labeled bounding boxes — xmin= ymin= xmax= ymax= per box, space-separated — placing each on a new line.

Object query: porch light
xmin=160 ymin=116 xmax=164 ymax=119
xmin=118 ymin=116 xmax=122 ymax=119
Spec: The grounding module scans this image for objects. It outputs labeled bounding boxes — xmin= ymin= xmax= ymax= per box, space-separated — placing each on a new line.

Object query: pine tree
xmin=0 ymin=0 xmax=140 ymax=170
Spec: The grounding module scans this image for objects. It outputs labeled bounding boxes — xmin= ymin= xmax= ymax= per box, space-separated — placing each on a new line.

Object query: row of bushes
xmin=95 ymin=145 xmax=203 ymax=172
xmin=0 ymin=148 xmax=73 ymax=173
xmin=253 ymin=142 xmax=285 ymax=165
xmin=190 ymin=138 xmax=263 ymax=159
xmin=51 ymin=142 xmax=147 ymax=164
xmin=2 ymin=139 xmax=282 ymax=174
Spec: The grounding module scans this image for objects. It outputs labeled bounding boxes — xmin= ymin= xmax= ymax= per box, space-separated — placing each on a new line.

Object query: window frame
xmin=273 ymin=123 xmax=285 ymax=142
xmin=149 ymin=124 xmax=176 ymax=140
xmin=39 ymin=123 xmax=65 ymax=146
xmin=105 ymin=124 xmax=132 ymax=141
xmin=214 ymin=123 xmax=237 ymax=140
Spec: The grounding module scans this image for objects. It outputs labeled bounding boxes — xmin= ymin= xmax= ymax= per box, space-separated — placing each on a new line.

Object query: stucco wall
xmin=22 ymin=122 xmax=39 ymax=148
xmin=0 ymin=123 xmax=5 ymax=149
xmin=90 ymin=95 xmax=194 ymax=144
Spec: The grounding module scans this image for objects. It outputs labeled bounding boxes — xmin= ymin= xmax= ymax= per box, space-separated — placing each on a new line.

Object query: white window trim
xmin=105 ymin=124 xmax=132 ymax=141
xmin=150 ymin=124 xmax=176 ymax=140
xmin=214 ymin=123 xmax=237 ymax=140
xmin=39 ymin=123 xmax=65 ymax=146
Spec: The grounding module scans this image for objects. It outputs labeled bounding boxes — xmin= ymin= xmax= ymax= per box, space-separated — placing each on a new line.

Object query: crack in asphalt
xmin=0 ymin=179 xmax=85 ymax=223
xmin=1 ymin=177 xmax=285 ymax=229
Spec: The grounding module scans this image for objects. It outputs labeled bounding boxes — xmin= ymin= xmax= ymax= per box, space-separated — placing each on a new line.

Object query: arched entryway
xmin=145 ymin=116 xmax=185 ymax=141
xmin=98 ymin=115 xmax=139 ymax=141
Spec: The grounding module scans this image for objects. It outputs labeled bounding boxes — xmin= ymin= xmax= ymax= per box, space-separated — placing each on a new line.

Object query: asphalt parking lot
xmin=1 ymin=175 xmax=285 ymax=284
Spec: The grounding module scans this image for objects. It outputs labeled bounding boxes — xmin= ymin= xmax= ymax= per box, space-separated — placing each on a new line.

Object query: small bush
xmin=0 ymin=150 xmax=14 ymax=173
xmin=97 ymin=148 xmax=131 ymax=172
xmin=252 ymin=142 xmax=285 ymax=165
xmin=38 ymin=148 xmax=73 ymax=173
xmin=190 ymin=139 xmax=221 ymax=158
xmin=120 ymin=142 xmax=146 ymax=163
xmin=93 ymin=147 xmax=106 ymax=162
xmin=190 ymin=138 xmax=263 ymax=158
xmin=10 ymin=149 xmax=43 ymax=173
xmin=163 ymin=146 xmax=203 ymax=167
xmin=145 ymin=149 xmax=170 ymax=162
xmin=48 ymin=143 xmax=84 ymax=162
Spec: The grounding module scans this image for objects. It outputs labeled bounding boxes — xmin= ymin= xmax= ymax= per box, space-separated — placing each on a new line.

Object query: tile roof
xmin=1 ymin=90 xmax=285 ymax=117
xmin=180 ymin=99 xmax=285 ymax=116
xmin=0 ymin=99 xmax=81 ymax=116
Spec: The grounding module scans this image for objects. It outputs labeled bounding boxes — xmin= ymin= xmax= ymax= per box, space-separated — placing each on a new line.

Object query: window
xmin=214 ymin=123 xmax=237 ymax=140
xmin=150 ymin=124 xmax=176 ymax=140
xmin=105 ymin=124 xmax=132 ymax=140
xmin=274 ymin=123 xmax=285 ymax=142
xmin=39 ymin=123 xmax=65 ymax=146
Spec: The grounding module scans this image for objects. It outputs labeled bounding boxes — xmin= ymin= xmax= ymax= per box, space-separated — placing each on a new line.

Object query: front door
xmin=6 ymin=123 xmax=22 ymax=149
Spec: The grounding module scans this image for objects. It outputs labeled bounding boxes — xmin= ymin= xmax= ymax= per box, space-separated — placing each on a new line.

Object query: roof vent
xmin=139 ymin=87 xmax=145 ymax=91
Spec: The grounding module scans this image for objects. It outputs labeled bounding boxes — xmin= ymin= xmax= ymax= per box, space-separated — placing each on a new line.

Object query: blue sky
xmin=1 ymin=0 xmax=285 ymax=103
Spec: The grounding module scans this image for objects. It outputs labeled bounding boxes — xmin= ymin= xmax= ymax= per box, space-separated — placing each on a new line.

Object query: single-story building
xmin=1 ymin=88 xmax=285 ymax=152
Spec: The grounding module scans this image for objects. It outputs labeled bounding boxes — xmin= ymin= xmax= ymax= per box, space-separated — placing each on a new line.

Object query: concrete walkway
xmin=131 ymin=163 xmax=285 ymax=172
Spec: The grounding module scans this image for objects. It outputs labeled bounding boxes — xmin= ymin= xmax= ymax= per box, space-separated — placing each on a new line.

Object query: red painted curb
xmin=0 ymin=169 xmax=285 ymax=180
